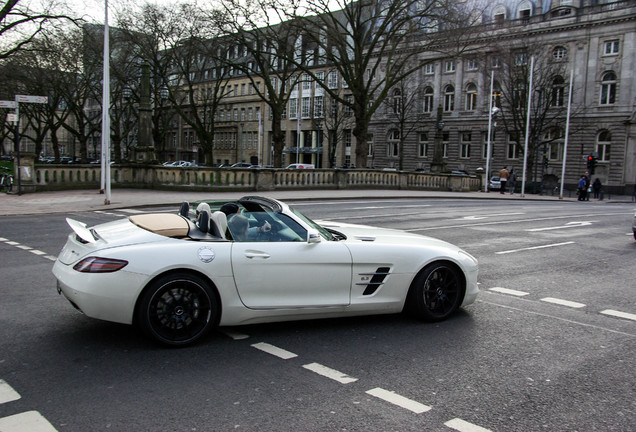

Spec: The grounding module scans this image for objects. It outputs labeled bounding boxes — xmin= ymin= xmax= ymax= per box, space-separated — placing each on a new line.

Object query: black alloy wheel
xmin=138 ymin=273 xmax=217 ymax=346
xmin=407 ymin=262 xmax=464 ymax=322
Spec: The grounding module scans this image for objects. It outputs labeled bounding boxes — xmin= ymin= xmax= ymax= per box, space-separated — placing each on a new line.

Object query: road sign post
xmin=13 ymin=95 xmax=48 ymax=195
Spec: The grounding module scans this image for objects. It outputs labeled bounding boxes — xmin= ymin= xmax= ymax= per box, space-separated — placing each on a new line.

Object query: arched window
xmin=492 ymin=81 xmax=502 ymax=108
xmin=423 ymin=87 xmax=434 ymax=113
xmin=493 ymin=5 xmax=507 ymax=24
xmin=600 ymin=72 xmax=616 ymax=105
xmin=596 ymin=130 xmax=611 ymax=161
xmin=387 ymin=130 xmax=400 ymax=157
xmin=551 ymin=75 xmax=565 ymax=107
xmin=465 ymin=83 xmax=478 ymax=111
xmin=518 ymin=0 xmax=532 ymax=19
xmin=392 ymin=88 xmax=402 ymax=114
xmin=444 ymin=85 xmax=455 ymax=112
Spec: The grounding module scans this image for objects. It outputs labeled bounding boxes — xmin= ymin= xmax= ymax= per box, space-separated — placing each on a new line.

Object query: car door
xmin=230 ymin=227 xmax=352 ymax=309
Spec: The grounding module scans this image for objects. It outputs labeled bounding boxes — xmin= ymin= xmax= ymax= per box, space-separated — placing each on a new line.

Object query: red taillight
xmin=73 ymin=257 xmax=128 ymax=273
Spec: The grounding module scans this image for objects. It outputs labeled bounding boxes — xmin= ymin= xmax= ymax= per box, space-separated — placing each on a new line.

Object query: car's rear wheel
xmin=406 ymin=262 xmax=464 ymax=321
xmin=138 ymin=273 xmax=217 ymax=346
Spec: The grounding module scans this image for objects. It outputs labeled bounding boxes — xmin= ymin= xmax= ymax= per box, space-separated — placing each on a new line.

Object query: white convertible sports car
xmin=53 ymin=196 xmax=479 ymax=346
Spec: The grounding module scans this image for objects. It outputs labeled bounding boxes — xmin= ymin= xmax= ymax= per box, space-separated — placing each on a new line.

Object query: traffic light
xmin=586 ymin=154 xmax=597 ymax=174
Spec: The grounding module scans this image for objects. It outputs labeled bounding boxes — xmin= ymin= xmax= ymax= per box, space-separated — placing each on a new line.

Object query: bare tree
xmin=486 ymin=41 xmax=584 ymax=187
xmin=215 ymin=1 xmax=305 ymax=167
xmin=383 ymin=75 xmax=425 ymax=170
xmin=284 ymin=0 xmax=483 ymax=168
xmin=0 ymin=0 xmax=76 ymax=60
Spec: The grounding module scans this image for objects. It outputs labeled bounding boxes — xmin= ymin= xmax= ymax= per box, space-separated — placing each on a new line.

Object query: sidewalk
xmin=0 ymin=187 xmax=631 ymax=216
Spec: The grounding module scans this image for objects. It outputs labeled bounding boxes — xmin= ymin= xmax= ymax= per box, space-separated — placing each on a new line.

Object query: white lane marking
xmin=222 ymin=330 xmax=250 ymax=340
xmin=526 ymin=221 xmax=594 ymax=232
xmin=365 ymin=387 xmax=431 ymax=414
xmin=406 ymin=212 xmax=632 ymax=232
xmin=6 ymin=241 xmax=19 ymax=246
xmin=119 ymin=209 xmax=144 ymax=214
xmin=0 ymin=411 xmax=58 ymax=432
xmin=489 ymin=287 xmax=529 ymax=297
xmin=496 ymin=241 xmax=575 ymax=255
xmin=303 ymin=363 xmax=358 ymax=384
xmin=1 ymin=237 xmax=56 ymax=261
xmin=445 ymin=418 xmax=492 ymax=432
xmin=44 ymin=256 xmax=57 ymax=261
xmin=0 ymin=237 xmax=7 ymax=241
xmin=601 ymin=310 xmax=636 ymax=322
xmin=479 ymin=300 xmax=636 ymax=337
xmin=541 ymin=297 xmax=586 ymax=309
xmin=29 ymin=250 xmax=47 ymax=256
xmin=16 ymin=245 xmax=32 ymax=250
xmin=251 ymin=342 xmax=297 ymax=359
xmin=458 ymin=212 xmax=524 ymax=221
xmin=0 ymin=380 xmax=21 ymax=404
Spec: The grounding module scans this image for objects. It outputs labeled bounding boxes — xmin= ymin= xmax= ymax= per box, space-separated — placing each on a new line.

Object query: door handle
xmin=244 ymin=251 xmax=271 ymax=259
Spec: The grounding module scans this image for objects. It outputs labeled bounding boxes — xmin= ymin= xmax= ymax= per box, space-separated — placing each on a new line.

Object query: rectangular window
xmin=248 ymin=107 xmax=253 ymax=121
xmin=425 ymin=63 xmax=435 ymax=75
xmin=328 ymin=71 xmax=338 ymax=89
xmin=418 ymin=133 xmax=429 ymax=157
xmin=507 ymin=143 xmax=518 ymax=159
xmin=289 ymin=99 xmax=298 ymax=119
xmin=344 ymin=95 xmax=353 ymax=116
xmin=301 ymin=97 xmax=311 ymax=118
xmin=367 ymin=134 xmax=374 ymax=157
xmin=491 ymin=56 xmax=501 ymax=68
xmin=604 ymin=40 xmax=620 ymax=55
xmin=460 ymin=132 xmax=471 ymax=158
xmin=442 ymin=132 xmax=449 ymax=158
xmin=515 ymin=53 xmax=528 ymax=66
xmin=233 ymin=109 xmax=238 ymax=121
xmin=344 ymin=130 xmax=352 ymax=147
xmin=467 ymin=59 xmax=478 ymax=71
xmin=302 ymin=73 xmax=311 ymax=91
xmin=241 ymin=108 xmax=246 ymax=121
xmin=314 ymin=96 xmax=324 ymax=118
xmin=445 ymin=60 xmax=456 ymax=72
xmin=596 ymin=144 xmax=611 ymax=161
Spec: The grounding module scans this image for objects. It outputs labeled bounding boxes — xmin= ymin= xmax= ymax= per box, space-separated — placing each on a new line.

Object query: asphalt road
xmin=0 ymin=198 xmax=634 ymax=432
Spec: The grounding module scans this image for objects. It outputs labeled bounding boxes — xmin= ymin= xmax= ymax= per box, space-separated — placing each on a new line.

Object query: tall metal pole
xmin=521 ymin=56 xmax=534 ymax=198
xmin=485 ymin=71 xmax=494 ymax=192
xmin=559 ymin=69 xmax=574 ymax=199
xmin=102 ymin=0 xmax=111 ymax=204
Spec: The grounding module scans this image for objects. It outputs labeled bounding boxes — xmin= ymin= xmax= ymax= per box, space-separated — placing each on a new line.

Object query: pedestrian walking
xmin=592 ymin=178 xmax=602 ymax=199
xmin=508 ymin=170 xmax=517 ymax=194
xmin=499 ymin=166 xmax=510 ymax=195
xmin=577 ymin=175 xmax=587 ymax=201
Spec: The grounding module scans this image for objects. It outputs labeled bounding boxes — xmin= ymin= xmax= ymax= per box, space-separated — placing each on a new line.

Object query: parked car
xmin=489 ymin=176 xmax=501 ymax=191
xmin=285 ymin=163 xmax=315 ymax=169
xmin=230 ymin=162 xmax=253 ymax=168
xmin=53 ymin=196 xmax=479 ymax=346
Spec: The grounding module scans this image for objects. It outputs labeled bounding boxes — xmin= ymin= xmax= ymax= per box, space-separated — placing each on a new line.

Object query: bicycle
xmin=0 ymin=171 xmax=13 ymax=193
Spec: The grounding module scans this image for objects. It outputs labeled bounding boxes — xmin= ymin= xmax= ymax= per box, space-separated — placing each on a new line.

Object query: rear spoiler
xmin=66 ymin=218 xmax=98 ymax=244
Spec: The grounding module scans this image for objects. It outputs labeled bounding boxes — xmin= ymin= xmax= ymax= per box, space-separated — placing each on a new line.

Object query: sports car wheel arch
xmin=405 ymin=261 xmax=466 ymax=322
xmin=136 ymin=271 xmax=220 ymax=346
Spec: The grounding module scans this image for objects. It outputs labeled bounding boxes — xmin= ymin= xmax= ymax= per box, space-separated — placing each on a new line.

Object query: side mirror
xmin=307 ymin=229 xmax=322 ymax=244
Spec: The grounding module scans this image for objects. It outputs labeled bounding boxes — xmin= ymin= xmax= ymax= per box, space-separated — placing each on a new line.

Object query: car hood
xmin=318 ymin=220 xmax=460 ymax=250
xmin=57 ymin=218 xmax=170 ymax=265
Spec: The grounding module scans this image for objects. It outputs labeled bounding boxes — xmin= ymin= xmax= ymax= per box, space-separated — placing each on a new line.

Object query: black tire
xmin=406 ymin=262 xmax=465 ymax=322
xmin=138 ymin=273 xmax=217 ymax=346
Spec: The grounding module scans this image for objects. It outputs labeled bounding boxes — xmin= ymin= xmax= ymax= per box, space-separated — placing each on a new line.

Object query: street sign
xmin=7 ymin=113 xmax=18 ymax=122
xmin=0 ymin=100 xmax=17 ymax=109
xmin=16 ymin=95 xmax=48 ymax=104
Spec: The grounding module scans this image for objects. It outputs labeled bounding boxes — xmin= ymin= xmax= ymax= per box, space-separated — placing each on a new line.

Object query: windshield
xmin=289 ymin=207 xmax=334 ymax=241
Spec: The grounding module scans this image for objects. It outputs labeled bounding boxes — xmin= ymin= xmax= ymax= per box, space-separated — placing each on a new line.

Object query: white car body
xmin=53 ymin=196 xmax=478 ymax=345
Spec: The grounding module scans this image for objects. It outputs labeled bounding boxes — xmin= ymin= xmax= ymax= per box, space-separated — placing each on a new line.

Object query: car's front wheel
xmin=406 ymin=262 xmax=464 ymax=322
xmin=138 ymin=273 xmax=218 ymax=346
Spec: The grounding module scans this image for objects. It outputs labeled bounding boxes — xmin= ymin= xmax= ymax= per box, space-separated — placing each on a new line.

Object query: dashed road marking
xmin=0 ymin=411 xmax=58 ymax=432
xmin=1 ymin=238 xmax=57 ymax=262
xmin=541 ymin=297 xmax=586 ymax=308
xmin=601 ymin=310 xmax=636 ymax=322
xmin=252 ymin=342 xmax=297 ymax=359
xmin=0 ymin=380 xmax=21 ymax=404
xmin=29 ymin=249 xmax=46 ymax=256
xmin=496 ymin=241 xmax=575 ymax=254
xmin=303 ymin=362 xmax=357 ymax=384
xmin=445 ymin=418 xmax=492 ymax=432
xmin=489 ymin=287 xmax=529 ymax=296
xmin=366 ymin=387 xmax=431 ymax=414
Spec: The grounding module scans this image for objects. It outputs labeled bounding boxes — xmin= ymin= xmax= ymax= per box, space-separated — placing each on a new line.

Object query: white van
xmin=285 ymin=163 xmax=315 ymax=169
